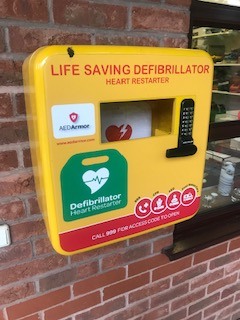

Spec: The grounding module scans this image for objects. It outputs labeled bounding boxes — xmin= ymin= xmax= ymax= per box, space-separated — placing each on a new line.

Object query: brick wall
xmin=0 ymin=0 xmax=240 ymax=319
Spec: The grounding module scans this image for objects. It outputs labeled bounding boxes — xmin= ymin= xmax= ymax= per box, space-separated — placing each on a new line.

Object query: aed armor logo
xmin=69 ymin=112 xmax=78 ymax=123
xmin=51 ymin=103 xmax=95 ymax=139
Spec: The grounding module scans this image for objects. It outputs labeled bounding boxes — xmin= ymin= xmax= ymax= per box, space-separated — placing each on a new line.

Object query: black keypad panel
xmin=179 ymin=99 xmax=194 ymax=145
xmin=166 ymin=98 xmax=197 ymax=158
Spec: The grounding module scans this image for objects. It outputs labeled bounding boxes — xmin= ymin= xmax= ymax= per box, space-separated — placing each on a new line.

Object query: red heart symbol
xmin=105 ymin=124 xmax=132 ymax=141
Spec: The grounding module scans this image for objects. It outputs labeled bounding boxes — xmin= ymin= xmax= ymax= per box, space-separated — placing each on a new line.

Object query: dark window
xmin=164 ymin=0 xmax=240 ymax=260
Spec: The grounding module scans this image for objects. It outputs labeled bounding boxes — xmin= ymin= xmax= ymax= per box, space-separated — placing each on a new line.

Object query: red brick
xmin=0 ymin=121 xmax=28 ymax=145
xmin=152 ymin=256 xmax=192 ymax=281
xmin=76 ymin=260 xmax=99 ymax=279
xmin=190 ymin=269 xmax=224 ymax=291
xmin=0 ymin=93 xmax=13 ymax=117
xmin=128 ymin=228 xmax=172 ymax=245
xmin=189 ymin=292 xmax=220 ymax=315
xmin=171 ymin=288 xmax=205 ymax=311
xmin=0 ymin=59 xmax=23 ymax=86
xmin=153 ymin=234 xmax=173 ymax=253
xmin=119 ymin=243 xmax=151 ymax=262
xmin=229 ymin=236 xmax=240 ymax=251
xmin=0 ymin=282 xmax=35 ymax=305
xmin=28 ymin=197 xmax=40 ymax=215
xmin=73 ymin=267 xmax=126 ymax=296
xmin=70 ymin=247 xmax=101 ymax=263
xmin=151 ymin=283 xmax=188 ymax=308
xmin=34 ymin=237 xmax=53 ymax=255
xmin=15 ymin=93 xmax=26 ymax=115
xmin=185 ymin=313 xmax=203 ymax=320
xmin=95 ymin=34 xmax=160 ymax=47
xmin=101 ymin=243 xmax=151 ymax=270
xmin=157 ymin=309 xmax=187 ymax=320
xmin=165 ymin=0 xmax=191 ymax=5
xmin=11 ymin=219 xmax=46 ymax=242
xmin=162 ymin=36 xmax=189 ymax=48
xmin=0 ymin=241 xmax=32 ymax=267
xmin=0 ymin=254 xmax=67 ymax=286
xmin=128 ymin=253 xmax=169 ymax=277
xmin=48 ymin=32 xmax=91 ymax=46
xmin=53 ymin=0 xmax=127 ymax=29
xmin=132 ymin=7 xmax=190 ymax=33
xmin=44 ymin=291 xmax=101 ymax=320
xmin=23 ymin=148 xmax=32 ymax=168
xmin=20 ymin=315 xmax=41 ymax=320
xmin=231 ymin=301 xmax=240 ymax=318
xmin=1 ymin=0 xmax=48 ymax=21
xmin=222 ymin=282 xmax=240 ymax=299
xmin=173 ymin=263 xmax=208 ymax=285
xmin=204 ymin=296 xmax=234 ymax=318
xmin=0 ymin=28 xmax=5 ymax=52
xmin=218 ymin=301 xmax=240 ymax=319
xmin=39 ymin=268 xmax=78 ymax=292
xmin=6 ymin=287 xmax=70 ymax=320
xmin=95 ymin=238 xmax=128 ymax=254
xmin=0 ymin=309 xmax=5 ymax=320
xmin=102 ymin=252 xmax=123 ymax=270
xmin=0 ymin=200 xmax=25 ymax=220
xmin=210 ymin=250 xmax=240 ymax=269
xmin=129 ymin=278 xmax=170 ymax=303
xmin=225 ymin=260 xmax=240 ymax=275
xmin=0 ymin=150 xmax=18 ymax=172
xmin=103 ymin=273 xmax=150 ymax=300
xmin=9 ymin=26 xmax=91 ymax=53
xmin=75 ymin=296 xmax=125 ymax=320
xmin=208 ymin=273 xmax=238 ymax=294
xmin=141 ymin=305 xmax=169 ymax=320
xmin=104 ymin=300 xmax=149 ymax=320
xmin=0 ymin=172 xmax=35 ymax=197
xmin=194 ymin=243 xmax=228 ymax=265
xmin=71 ymin=239 xmax=127 ymax=263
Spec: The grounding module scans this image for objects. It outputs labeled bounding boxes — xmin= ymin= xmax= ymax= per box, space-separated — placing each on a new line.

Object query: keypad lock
xmin=166 ymin=99 xmax=197 ymax=158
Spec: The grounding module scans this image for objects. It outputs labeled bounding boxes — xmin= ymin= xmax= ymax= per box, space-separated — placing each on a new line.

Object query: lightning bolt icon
xmin=119 ymin=124 xmax=129 ymax=140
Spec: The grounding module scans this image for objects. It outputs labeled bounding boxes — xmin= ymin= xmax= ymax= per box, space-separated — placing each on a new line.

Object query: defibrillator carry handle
xmin=166 ymin=99 xmax=197 ymax=158
xmin=166 ymin=144 xmax=197 ymax=158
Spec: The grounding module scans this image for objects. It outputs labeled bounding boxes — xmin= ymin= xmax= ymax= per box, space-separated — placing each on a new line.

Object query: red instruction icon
xmin=134 ymin=198 xmax=152 ymax=218
xmin=181 ymin=187 xmax=196 ymax=206
xmin=151 ymin=194 xmax=167 ymax=214
xmin=167 ymin=190 xmax=181 ymax=210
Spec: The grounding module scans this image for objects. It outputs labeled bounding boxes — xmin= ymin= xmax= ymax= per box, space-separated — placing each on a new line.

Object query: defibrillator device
xmin=23 ymin=46 xmax=213 ymax=255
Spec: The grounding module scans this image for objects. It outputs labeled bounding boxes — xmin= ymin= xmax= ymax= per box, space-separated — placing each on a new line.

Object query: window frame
xmin=163 ymin=0 xmax=240 ymax=261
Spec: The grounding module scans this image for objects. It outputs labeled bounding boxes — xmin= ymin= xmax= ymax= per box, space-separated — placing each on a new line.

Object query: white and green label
xmin=51 ymin=103 xmax=95 ymax=139
xmin=61 ymin=149 xmax=128 ymax=221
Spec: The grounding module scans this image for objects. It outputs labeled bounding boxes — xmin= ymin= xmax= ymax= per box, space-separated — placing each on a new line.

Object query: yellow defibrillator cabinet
xmin=23 ymin=46 xmax=213 ymax=255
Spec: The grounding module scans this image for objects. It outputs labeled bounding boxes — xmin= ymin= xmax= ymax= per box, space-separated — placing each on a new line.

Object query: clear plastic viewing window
xmin=100 ymin=99 xmax=174 ymax=143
